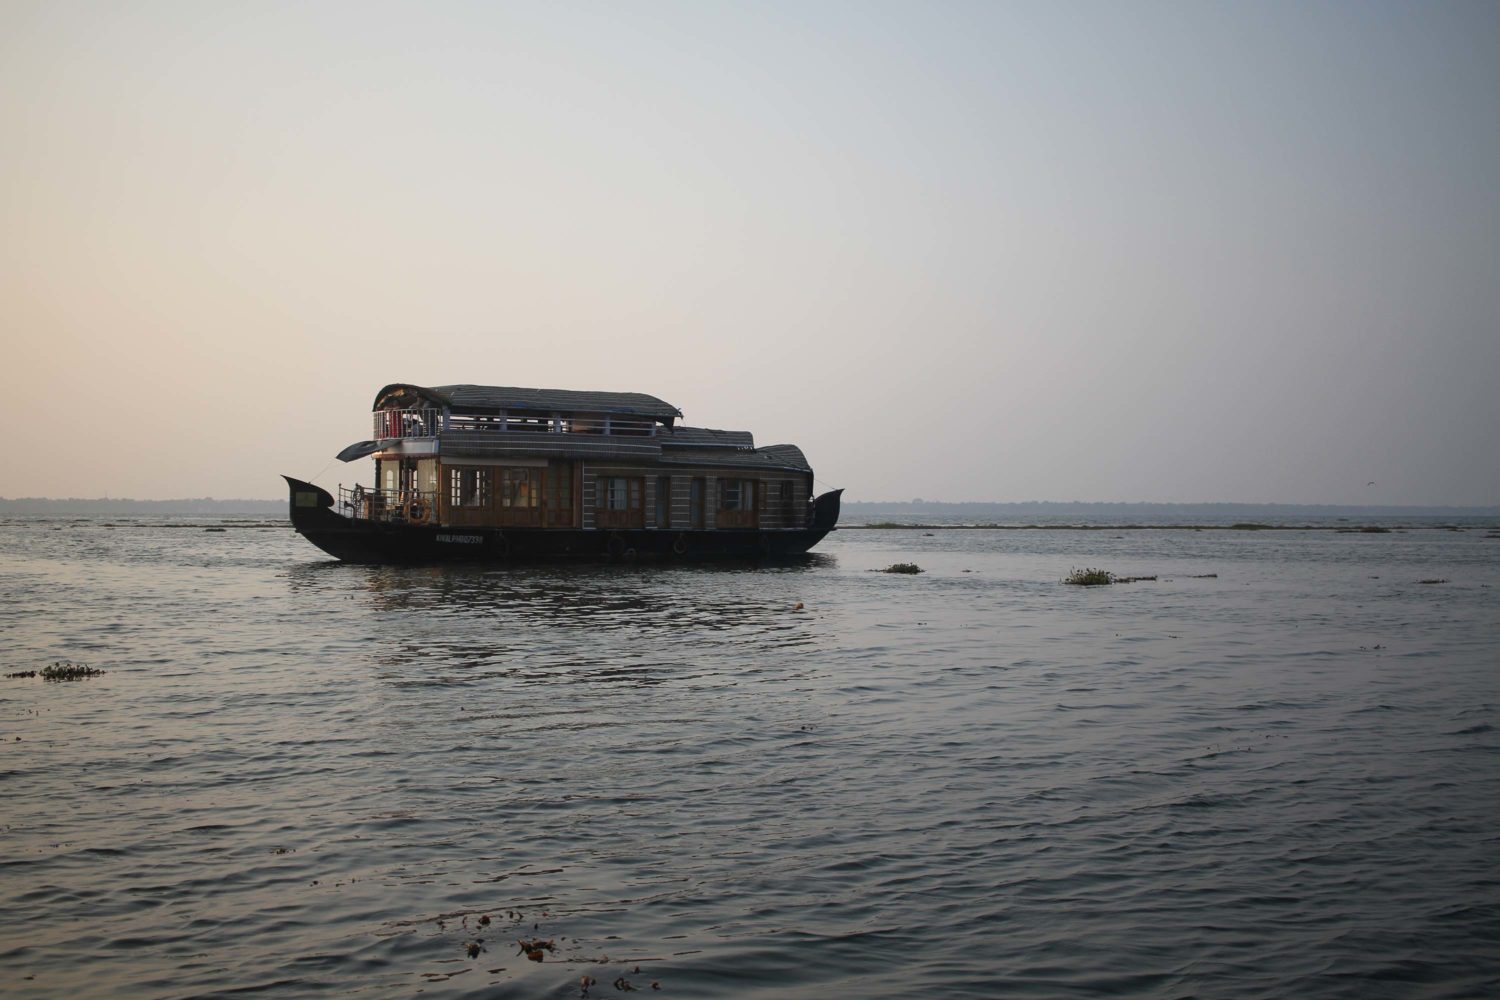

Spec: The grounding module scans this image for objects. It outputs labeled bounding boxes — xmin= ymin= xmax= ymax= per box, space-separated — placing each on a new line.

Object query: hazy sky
xmin=3 ymin=1 xmax=1497 ymax=504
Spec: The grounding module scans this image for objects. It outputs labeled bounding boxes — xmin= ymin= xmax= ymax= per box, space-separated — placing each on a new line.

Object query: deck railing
xmin=446 ymin=413 xmax=657 ymax=436
xmin=338 ymin=485 xmax=440 ymax=525
xmin=373 ymin=408 xmax=442 ymax=440
xmin=373 ymin=408 xmax=660 ymax=441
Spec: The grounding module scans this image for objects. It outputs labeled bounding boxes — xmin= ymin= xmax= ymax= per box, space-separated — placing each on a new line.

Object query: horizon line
xmin=4 ymin=495 xmax=1499 ymax=512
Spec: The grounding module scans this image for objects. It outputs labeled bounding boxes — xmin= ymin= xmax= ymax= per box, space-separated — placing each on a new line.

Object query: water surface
xmin=3 ymin=517 xmax=1499 ymax=997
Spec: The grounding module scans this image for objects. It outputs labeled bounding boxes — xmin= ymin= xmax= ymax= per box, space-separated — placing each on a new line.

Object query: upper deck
xmin=363 ymin=381 xmax=810 ymax=473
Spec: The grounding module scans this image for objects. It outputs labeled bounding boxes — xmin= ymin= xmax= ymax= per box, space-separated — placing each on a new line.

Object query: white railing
xmin=445 ymin=413 xmax=657 ymax=437
xmin=338 ymin=485 xmax=439 ymax=524
xmin=373 ymin=408 xmax=441 ymax=440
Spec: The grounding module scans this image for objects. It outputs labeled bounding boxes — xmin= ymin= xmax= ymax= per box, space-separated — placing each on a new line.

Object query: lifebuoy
xmin=406 ymin=497 xmax=430 ymax=524
xmin=672 ymin=533 xmax=688 ymax=556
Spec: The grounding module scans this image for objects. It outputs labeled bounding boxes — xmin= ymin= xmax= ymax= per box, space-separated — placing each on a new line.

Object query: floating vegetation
xmin=1229 ymin=523 xmax=1273 ymax=530
xmin=517 ymin=937 xmax=556 ymax=962
xmin=1361 ymin=526 xmax=1391 ymax=533
xmin=1188 ymin=573 xmax=1219 ymax=578
xmin=6 ymin=661 xmax=104 ymax=681
xmin=878 ymin=563 xmax=923 ymax=574
xmin=1418 ymin=578 xmax=1449 ymax=585
xmin=204 ymin=527 xmax=226 ymax=532
xmin=1061 ymin=568 xmax=1158 ymax=585
xmin=1065 ymin=568 xmax=1115 ymax=586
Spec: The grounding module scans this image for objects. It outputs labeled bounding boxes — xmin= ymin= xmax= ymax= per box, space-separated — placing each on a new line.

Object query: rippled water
xmin=3 ymin=516 xmax=1499 ymax=998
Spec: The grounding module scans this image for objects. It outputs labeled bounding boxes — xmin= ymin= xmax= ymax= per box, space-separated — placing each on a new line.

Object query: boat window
xmin=448 ymin=467 xmax=491 ymax=508
xmin=501 ymin=468 xmax=540 ymax=508
xmin=599 ymin=476 xmax=642 ymax=511
xmin=719 ymin=479 xmax=755 ymax=512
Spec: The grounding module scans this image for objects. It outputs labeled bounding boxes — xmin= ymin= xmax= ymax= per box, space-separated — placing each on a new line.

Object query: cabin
xmin=341 ymin=383 xmax=814 ymax=535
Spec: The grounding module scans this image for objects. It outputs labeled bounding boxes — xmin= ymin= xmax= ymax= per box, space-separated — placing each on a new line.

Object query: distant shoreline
xmin=3 ymin=497 xmax=1497 ymax=518
xmin=842 ymin=501 xmax=1500 ymax=518
xmin=0 ymin=498 xmax=285 ymax=515
xmin=844 ymin=522 xmax=1499 ymax=532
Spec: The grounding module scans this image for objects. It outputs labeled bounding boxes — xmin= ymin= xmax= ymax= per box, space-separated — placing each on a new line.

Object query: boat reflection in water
xmin=285 ymin=558 xmax=835 ymax=688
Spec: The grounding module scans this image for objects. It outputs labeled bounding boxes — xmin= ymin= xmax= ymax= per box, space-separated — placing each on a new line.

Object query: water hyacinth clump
xmin=880 ymin=563 xmax=923 ymax=574
xmin=7 ymin=662 xmax=105 ymax=680
xmin=1064 ymin=568 xmax=1115 ymax=586
xmin=40 ymin=662 xmax=103 ymax=681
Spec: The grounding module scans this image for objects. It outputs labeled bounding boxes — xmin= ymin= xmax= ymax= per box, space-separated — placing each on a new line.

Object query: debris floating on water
xmin=877 ymin=563 xmax=923 ymax=574
xmin=6 ymin=662 xmax=104 ymax=681
xmin=1063 ymin=569 xmax=1159 ymax=586
xmin=1064 ymin=568 xmax=1114 ymax=586
xmin=517 ymin=937 xmax=555 ymax=962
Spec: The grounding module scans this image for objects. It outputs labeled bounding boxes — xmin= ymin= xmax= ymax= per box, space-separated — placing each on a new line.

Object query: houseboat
xmin=283 ymin=382 xmax=842 ymax=562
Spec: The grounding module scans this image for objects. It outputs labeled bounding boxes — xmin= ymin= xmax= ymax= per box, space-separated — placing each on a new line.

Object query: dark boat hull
xmin=282 ymin=476 xmax=840 ymax=564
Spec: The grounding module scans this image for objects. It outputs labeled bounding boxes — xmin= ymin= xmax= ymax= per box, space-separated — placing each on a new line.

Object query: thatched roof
xmin=663 ymin=426 xmax=754 ymax=449
xmin=374 ymin=383 xmax=682 ymax=420
xmin=660 ymin=443 xmax=810 ymax=473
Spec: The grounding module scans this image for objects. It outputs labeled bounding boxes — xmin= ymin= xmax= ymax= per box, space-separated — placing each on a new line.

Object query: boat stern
xmin=811 ymin=488 xmax=843 ymax=533
xmin=282 ymin=475 xmax=340 ymax=529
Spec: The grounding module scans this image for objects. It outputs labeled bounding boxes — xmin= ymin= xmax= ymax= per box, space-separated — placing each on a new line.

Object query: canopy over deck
xmin=374 ymin=383 xmax=683 ymax=421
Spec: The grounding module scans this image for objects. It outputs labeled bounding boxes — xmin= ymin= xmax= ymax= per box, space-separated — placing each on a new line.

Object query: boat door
xmin=544 ymin=461 xmax=575 ymax=527
xmin=655 ymin=476 xmax=672 ymax=528
xmin=689 ymin=477 xmax=705 ymax=530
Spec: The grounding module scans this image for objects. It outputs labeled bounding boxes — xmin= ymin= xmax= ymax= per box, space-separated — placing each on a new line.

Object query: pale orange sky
xmin=3 ymin=2 xmax=1497 ymax=504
